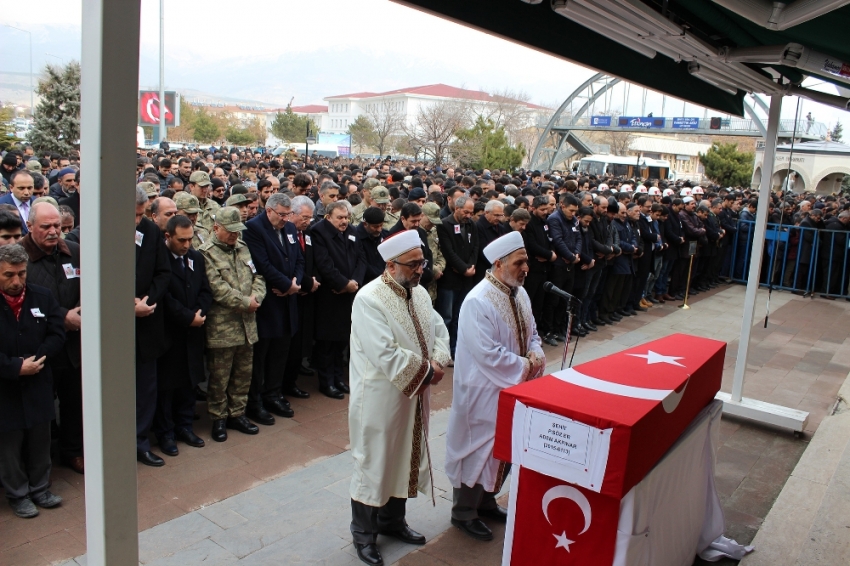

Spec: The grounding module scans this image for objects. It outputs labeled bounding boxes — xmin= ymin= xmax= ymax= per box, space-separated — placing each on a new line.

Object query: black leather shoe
xmin=211 ymin=419 xmax=227 ymax=442
xmin=320 ymin=385 xmax=345 ymax=399
xmin=263 ymin=399 xmax=294 ymax=419
xmin=247 ymin=406 xmax=276 ymax=425
xmin=158 ymin=437 xmax=179 ymax=457
xmin=451 ymin=518 xmax=493 ymax=541
xmin=335 ymin=381 xmax=350 ymax=394
xmin=542 ymin=333 xmax=559 ymax=347
xmin=554 ymin=332 xmax=566 ymax=342
xmin=634 ymin=305 xmax=648 ymax=312
xmin=379 ymin=525 xmax=426 ymax=545
xmin=284 ymin=386 xmax=310 ymax=399
xmin=596 ymin=315 xmax=612 ymax=325
xmin=478 ymin=505 xmax=508 ymax=523
xmin=194 ymin=386 xmax=207 ymax=402
xmin=610 ymin=312 xmax=623 ymax=321
xmin=572 ymin=326 xmax=587 ymax=337
xmin=137 ymin=451 xmax=165 ymax=467
xmin=226 ymin=415 xmax=259 ymax=435
xmin=584 ymin=322 xmax=598 ymax=332
xmin=175 ymin=428 xmax=205 ymax=448
xmin=354 ymin=543 xmax=383 ymax=566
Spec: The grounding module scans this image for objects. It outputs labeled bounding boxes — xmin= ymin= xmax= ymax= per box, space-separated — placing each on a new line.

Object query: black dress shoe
xmin=634 ymin=305 xmax=648 ymax=312
xmin=610 ymin=312 xmax=623 ymax=321
xmin=284 ymin=386 xmax=310 ymax=399
xmin=194 ymin=386 xmax=207 ymax=402
xmin=354 ymin=543 xmax=384 ymax=566
xmin=595 ymin=316 xmax=611 ymax=325
xmin=478 ymin=505 xmax=508 ymax=523
xmin=137 ymin=451 xmax=165 ymax=467
xmin=335 ymin=381 xmax=350 ymax=394
xmin=158 ymin=437 xmax=179 ymax=457
xmin=542 ymin=333 xmax=559 ymax=347
xmin=211 ymin=419 xmax=227 ymax=442
xmin=584 ymin=322 xmax=598 ymax=332
xmin=174 ymin=428 xmax=205 ymax=448
xmin=320 ymin=385 xmax=345 ymax=399
xmin=226 ymin=415 xmax=259 ymax=435
xmin=379 ymin=525 xmax=426 ymax=545
xmin=451 ymin=518 xmax=493 ymax=541
xmin=554 ymin=332 xmax=566 ymax=342
xmin=263 ymin=399 xmax=294 ymax=419
xmin=572 ymin=326 xmax=587 ymax=337
xmin=247 ymin=406 xmax=276 ymax=425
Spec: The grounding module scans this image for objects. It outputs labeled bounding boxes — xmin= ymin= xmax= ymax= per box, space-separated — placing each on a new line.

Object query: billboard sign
xmin=139 ymin=91 xmax=180 ymax=127
xmin=618 ymin=116 xmax=665 ymax=129
xmin=318 ymin=133 xmax=351 ymax=156
xmin=590 ymin=116 xmax=612 ymax=127
xmin=672 ymin=117 xmax=700 ymax=130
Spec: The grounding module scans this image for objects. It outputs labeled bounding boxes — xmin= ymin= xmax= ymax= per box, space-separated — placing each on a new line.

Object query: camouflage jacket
xmin=199 ymin=233 xmax=266 ymax=348
xmin=192 ymin=225 xmax=210 ymax=250
xmin=425 ymin=226 xmax=445 ymax=302
xmin=196 ymin=198 xmax=221 ymax=233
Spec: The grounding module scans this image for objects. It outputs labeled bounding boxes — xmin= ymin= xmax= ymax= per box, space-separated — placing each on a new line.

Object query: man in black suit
xmin=0 ymin=170 xmax=34 ymax=235
xmin=522 ymin=195 xmax=556 ymax=342
xmin=356 ymin=207 xmax=389 ymax=286
xmin=154 ymin=215 xmax=212 ymax=457
xmin=435 ymin=195 xmax=479 ymax=357
xmin=134 ymin=185 xmax=172 ymax=467
xmin=311 ymin=201 xmax=365 ymax=399
xmin=282 ymin=196 xmax=319 ymax=399
xmin=473 ymin=200 xmax=508 ymax=285
xmin=243 ymin=193 xmax=305 ymax=423
xmin=0 ymin=244 xmax=66 ymax=518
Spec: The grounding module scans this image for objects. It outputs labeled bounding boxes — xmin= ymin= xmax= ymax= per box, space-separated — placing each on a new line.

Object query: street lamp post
xmin=305 ymin=124 xmax=317 ymax=164
xmin=3 ymin=25 xmax=33 ymax=116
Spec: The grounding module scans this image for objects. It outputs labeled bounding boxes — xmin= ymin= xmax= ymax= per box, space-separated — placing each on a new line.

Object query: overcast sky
xmin=0 ymin=0 xmax=847 ymax=130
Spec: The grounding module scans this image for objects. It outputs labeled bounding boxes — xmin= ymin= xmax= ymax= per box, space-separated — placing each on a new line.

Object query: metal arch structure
xmin=529 ymin=73 xmax=620 ymax=171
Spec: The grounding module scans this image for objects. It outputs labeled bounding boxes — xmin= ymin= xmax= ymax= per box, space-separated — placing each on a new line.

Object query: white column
xmin=80 ymin=0 xmax=141 ymax=564
xmin=731 ymin=94 xmax=781 ymax=403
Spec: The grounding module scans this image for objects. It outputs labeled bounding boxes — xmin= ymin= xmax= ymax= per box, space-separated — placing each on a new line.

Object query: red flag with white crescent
xmin=506 ymin=466 xmax=620 ymax=565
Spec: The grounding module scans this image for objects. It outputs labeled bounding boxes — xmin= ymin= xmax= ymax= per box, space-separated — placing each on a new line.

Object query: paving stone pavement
xmin=9 ymin=284 xmax=847 ymax=565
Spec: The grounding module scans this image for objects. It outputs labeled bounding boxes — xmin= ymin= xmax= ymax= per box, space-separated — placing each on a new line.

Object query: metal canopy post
xmin=717 ymin=93 xmax=809 ymax=431
xmin=81 ymin=0 xmax=142 ymax=563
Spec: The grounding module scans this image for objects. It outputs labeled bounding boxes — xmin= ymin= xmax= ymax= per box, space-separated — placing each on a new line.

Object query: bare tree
xmin=403 ymin=100 xmax=471 ymax=166
xmin=480 ymin=88 xmax=535 ymax=144
xmin=364 ymin=100 xmax=404 ymax=157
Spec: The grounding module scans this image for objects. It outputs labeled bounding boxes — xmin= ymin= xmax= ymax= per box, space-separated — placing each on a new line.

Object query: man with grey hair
xmin=244 ymin=192 xmax=305 ymax=422
xmin=134 ymin=185 xmax=172 ymax=466
xmin=314 ymin=180 xmax=340 ymax=220
xmin=474 ymin=200 xmax=507 ymax=285
xmin=0 ymin=243 xmax=67 ymax=517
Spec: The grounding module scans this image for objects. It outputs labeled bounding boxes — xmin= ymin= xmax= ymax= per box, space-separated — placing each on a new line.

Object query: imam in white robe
xmin=349 ymin=271 xmax=452 ymax=507
xmin=445 ymin=271 xmax=545 ymax=493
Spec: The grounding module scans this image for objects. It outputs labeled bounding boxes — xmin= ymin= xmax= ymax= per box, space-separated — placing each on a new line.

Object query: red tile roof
xmin=325 ymin=84 xmax=548 ymax=109
xmin=290 ymin=104 xmax=328 ymax=114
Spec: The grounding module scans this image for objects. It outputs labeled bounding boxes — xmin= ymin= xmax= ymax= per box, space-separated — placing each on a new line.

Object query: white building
xmin=753 ymin=140 xmax=850 ymax=194
xmin=627 ymin=136 xmax=711 ymax=182
xmin=322 ymin=83 xmax=548 ymax=134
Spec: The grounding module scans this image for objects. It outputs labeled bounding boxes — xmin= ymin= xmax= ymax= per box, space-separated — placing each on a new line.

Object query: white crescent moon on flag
xmin=552 ymin=368 xmax=689 ymax=413
xmin=542 ymin=485 xmax=592 ymax=535
xmin=145 ymin=98 xmax=157 ymax=122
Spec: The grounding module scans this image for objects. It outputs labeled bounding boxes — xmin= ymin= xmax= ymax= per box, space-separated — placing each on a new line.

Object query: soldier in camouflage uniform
xmin=369 ymin=186 xmax=399 ymax=231
xmin=422 ymin=202 xmax=446 ymax=304
xmin=174 ymin=192 xmax=210 ymax=249
xmin=350 ymin=178 xmax=381 ymax=226
xmin=187 ymin=171 xmax=220 ymax=233
xmin=225 ymin=193 xmax=251 ymax=221
xmin=199 ymin=207 xmax=267 ymax=442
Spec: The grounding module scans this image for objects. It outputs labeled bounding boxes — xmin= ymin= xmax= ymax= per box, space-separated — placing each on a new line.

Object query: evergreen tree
xmin=699 ymin=142 xmax=754 ymax=187
xmin=347 ymin=116 xmax=377 ymax=153
xmin=192 ymin=109 xmax=221 ymax=143
xmin=831 ymin=121 xmax=843 ymax=142
xmin=269 ymin=106 xmax=316 ymax=144
xmin=29 ymin=62 xmax=81 ymax=154
xmin=455 ymin=117 xmax=524 ymax=171
xmin=0 ymin=106 xmax=19 ymax=151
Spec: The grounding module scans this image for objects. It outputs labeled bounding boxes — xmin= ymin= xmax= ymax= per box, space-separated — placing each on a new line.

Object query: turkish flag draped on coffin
xmin=495 ymin=333 xmax=726 ymax=565
xmin=508 ymin=467 xmax=621 ymax=565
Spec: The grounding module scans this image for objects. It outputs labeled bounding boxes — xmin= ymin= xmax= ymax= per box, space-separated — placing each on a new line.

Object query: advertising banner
xmin=617 ymin=116 xmax=665 ymax=129
xmin=590 ymin=116 xmax=612 ymax=127
xmin=672 ymin=117 xmax=700 ymax=130
xmin=318 ymin=133 xmax=351 ymax=156
xmin=139 ymin=91 xmax=180 ymax=127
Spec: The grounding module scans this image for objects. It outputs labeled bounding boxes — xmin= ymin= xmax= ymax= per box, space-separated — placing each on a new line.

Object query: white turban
xmin=378 ymin=230 xmax=421 ymax=261
xmin=483 ymin=231 xmax=525 ymax=264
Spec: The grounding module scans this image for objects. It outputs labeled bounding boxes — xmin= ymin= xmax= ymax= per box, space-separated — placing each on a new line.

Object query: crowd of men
xmin=1 ymin=142 xmax=850 ymax=523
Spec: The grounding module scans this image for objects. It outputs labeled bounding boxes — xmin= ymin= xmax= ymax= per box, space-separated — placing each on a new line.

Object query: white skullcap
xmin=366 ymin=168 xmax=379 ymax=178
xmin=683 ymin=196 xmax=695 ymax=203
xmin=378 ymin=230 xmax=421 ymax=261
xmin=483 ymin=231 xmax=525 ymax=264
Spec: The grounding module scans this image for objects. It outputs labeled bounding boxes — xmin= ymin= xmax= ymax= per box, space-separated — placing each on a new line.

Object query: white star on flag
xmin=627 ymin=350 xmax=685 ymax=367
xmin=553 ymin=531 xmax=574 ymax=551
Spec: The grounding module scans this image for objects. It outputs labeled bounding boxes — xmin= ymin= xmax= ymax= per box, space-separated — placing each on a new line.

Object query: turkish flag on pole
xmin=505 ymin=466 xmax=621 ymax=565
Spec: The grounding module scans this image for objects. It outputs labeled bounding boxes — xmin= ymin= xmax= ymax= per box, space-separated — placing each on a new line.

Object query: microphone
xmin=543 ymin=281 xmax=576 ymax=302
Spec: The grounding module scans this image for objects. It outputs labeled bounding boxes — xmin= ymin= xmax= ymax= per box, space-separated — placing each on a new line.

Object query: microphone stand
xmin=559 ymin=297 xmax=582 ymax=371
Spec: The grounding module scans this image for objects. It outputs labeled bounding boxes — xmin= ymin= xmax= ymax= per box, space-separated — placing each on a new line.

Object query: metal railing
xmin=541 ymin=116 xmax=828 ymax=138
xmin=729 ymin=219 xmax=850 ymax=298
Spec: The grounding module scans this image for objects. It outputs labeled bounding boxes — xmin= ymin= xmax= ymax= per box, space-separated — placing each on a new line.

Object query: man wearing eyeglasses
xmin=243 ymin=193 xmax=304 ymax=423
